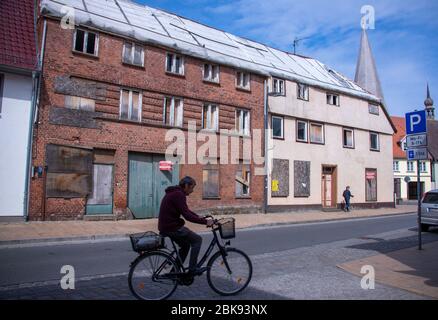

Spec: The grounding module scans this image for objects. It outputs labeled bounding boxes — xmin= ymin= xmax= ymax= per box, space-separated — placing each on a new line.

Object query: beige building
xmin=266 ymin=29 xmax=396 ymax=211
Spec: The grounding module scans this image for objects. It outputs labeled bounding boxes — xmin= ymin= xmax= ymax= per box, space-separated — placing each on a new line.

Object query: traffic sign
xmin=406 ymin=134 xmax=427 ymax=148
xmin=405 ymin=110 xmax=427 ymax=135
xmin=407 ymin=148 xmax=428 ymax=160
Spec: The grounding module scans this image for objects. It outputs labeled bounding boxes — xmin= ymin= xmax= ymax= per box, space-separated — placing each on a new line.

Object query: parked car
xmin=421 ymin=189 xmax=438 ymax=232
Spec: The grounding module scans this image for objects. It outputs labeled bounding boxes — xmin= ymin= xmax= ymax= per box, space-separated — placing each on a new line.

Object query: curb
xmin=0 ymin=211 xmax=416 ymax=248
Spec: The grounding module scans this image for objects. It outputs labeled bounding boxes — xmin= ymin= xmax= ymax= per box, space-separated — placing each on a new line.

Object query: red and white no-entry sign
xmin=159 ymin=161 xmax=173 ymax=171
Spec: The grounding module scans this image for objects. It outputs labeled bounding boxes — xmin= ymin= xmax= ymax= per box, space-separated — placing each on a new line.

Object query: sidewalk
xmin=0 ymin=205 xmax=416 ymax=245
xmin=338 ymin=241 xmax=438 ymax=299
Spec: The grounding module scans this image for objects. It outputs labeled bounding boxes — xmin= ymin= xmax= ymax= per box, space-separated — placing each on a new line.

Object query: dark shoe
xmin=188 ymin=267 xmax=208 ymax=276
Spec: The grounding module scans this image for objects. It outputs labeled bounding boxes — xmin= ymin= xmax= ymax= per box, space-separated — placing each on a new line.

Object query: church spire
xmin=354 ymin=29 xmax=384 ymax=101
xmin=425 ymin=83 xmax=435 ymax=120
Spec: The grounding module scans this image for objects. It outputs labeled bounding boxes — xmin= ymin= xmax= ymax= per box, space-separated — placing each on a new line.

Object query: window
xmin=122 ymin=42 xmax=144 ymax=67
xmin=236 ymin=162 xmax=250 ymax=197
xmin=203 ymin=64 xmax=220 ymax=83
xmin=202 ymin=104 xmax=219 ymax=131
xmin=235 ymin=109 xmax=250 ymax=136
xmin=370 ymin=132 xmax=380 ymax=151
xmin=120 ymin=89 xmax=142 ymax=122
xmin=327 ymin=93 xmax=339 ymax=106
xmin=365 ymin=169 xmax=377 ymax=202
xmin=65 ymin=95 xmax=95 ymax=112
xmin=343 ymin=128 xmax=354 ymax=148
xmin=407 ymin=161 xmax=414 ymax=172
xmin=0 ymin=74 xmax=4 ymax=118
xmin=203 ymin=164 xmax=219 ymax=198
xmin=236 ymin=71 xmax=250 ymax=90
xmin=272 ymin=78 xmax=285 ymax=95
xmin=297 ymin=83 xmax=309 ymax=101
xmin=73 ymin=29 xmax=98 ymax=56
xmin=166 ymin=53 xmax=184 ymax=75
xmin=310 ymin=123 xmax=324 ymax=144
xmin=296 ymin=120 xmax=308 ymax=142
xmin=163 ymin=97 xmax=183 ymax=127
xmin=369 ymin=104 xmax=379 ymax=115
xmin=272 ymin=116 xmax=284 ymax=139
xmin=393 ymin=161 xmax=400 ymax=172
xmin=421 ymin=162 xmax=427 ymax=173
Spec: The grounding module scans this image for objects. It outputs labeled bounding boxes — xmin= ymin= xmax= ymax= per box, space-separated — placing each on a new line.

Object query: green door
xmin=128 ymin=153 xmax=179 ymax=219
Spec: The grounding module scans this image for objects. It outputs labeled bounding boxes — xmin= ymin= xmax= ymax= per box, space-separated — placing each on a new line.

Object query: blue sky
xmin=137 ymin=0 xmax=438 ymax=117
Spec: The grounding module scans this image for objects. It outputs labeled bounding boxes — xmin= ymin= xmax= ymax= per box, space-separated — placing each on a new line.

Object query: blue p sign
xmin=406 ymin=110 xmax=427 ymax=135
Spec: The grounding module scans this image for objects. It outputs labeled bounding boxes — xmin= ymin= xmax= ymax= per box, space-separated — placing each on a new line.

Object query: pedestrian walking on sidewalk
xmin=343 ymin=186 xmax=354 ymax=212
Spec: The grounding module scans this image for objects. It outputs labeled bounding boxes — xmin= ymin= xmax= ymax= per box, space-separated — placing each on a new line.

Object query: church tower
xmin=425 ymin=84 xmax=435 ymax=120
xmin=354 ymin=29 xmax=384 ymax=101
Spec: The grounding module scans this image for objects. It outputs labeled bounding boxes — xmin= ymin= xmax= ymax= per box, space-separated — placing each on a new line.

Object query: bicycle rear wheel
xmin=207 ymin=248 xmax=252 ymax=296
xmin=128 ymin=251 xmax=179 ymax=300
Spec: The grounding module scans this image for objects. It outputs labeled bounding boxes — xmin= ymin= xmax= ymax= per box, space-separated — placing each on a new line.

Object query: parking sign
xmin=405 ymin=110 xmax=427 ymax=135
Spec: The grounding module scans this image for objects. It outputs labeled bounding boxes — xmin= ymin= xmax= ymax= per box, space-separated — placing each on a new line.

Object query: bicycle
xmin=127 ymin=216 xmax=253 ymax=300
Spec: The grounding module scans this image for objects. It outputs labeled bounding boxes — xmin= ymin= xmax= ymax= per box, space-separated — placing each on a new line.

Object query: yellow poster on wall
xmin=272 ymin=180 xmax=279 ymax=192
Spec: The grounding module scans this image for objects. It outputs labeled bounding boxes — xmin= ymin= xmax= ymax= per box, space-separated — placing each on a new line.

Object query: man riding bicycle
xmin=158 ymin=176 xmax=214 ymax=277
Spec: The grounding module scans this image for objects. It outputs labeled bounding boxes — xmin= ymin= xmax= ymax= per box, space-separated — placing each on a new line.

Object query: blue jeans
xmin=161 ymin=227 xmax=202 ymax=272
xmin=345 ymin=199 xmax=351 ymax=211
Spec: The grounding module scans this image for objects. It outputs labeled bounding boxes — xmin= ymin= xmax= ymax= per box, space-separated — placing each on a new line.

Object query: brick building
xmin=30 ymin=1 xmax=266 ymax=220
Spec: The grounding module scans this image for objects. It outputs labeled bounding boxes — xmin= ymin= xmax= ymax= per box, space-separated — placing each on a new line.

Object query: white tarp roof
xmin=40 ymin=0 xmax=381 ymax=103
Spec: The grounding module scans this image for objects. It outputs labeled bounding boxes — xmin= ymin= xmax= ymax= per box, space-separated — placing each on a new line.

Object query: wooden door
xmin=86 ymin=164 xmax=114 ymax=214
xmin=322 ymin=166 xmax=337 ymax=208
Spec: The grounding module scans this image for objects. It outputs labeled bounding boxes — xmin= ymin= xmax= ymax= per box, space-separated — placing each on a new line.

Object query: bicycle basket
xmin=129 ymin=231 xmax=163 ymax=253
xmin=218 ymin=218 xmax=235 ymax=239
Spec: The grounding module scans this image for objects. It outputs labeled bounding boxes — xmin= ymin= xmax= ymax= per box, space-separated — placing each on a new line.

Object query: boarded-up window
xmin=365 ymin=169 xmax=377 ymax=202
xmin=271 ymin=159 xmax=289 ymax=197
xmin=203 ymin=164 xmax=219 ymax=198
xmin=294 ymin=161 xmax=310 ymax=197
xmin=236 ymin=162 xmax=251 ymax=197
xmin=46 ymin=145 xmax=93 ymax=198
xmin=65 ymin=95 xmax=95 ymax=111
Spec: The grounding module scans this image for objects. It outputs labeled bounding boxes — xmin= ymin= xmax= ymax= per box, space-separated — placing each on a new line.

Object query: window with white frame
xmin=271 ymin=116 xmax=283 ymax=139
xmin=369 ymin=104 xmax=379 ymax=115
xmin=235 ymin=109 xmax=250 ymax=136
xmin=393 ymin=161 xmax=400 ymax=172
xmin=421 ymin=161 xmax=427 ymax=173
xmin=166 ymin=53 xmax=184 ymax=75
xmin=236 ymin=71 xmax=250 ymax=90
xmin=370 ymin=132 xmax=380 ymax=151
xmin=203 ymin=64 xmax=220 ymax=83
xmin=296 ymin=120 xmax=308 ymax=142
xmin=343 ymin=128 xmax=354 ymax=148
xmin=73 ymin=29 xmax=99 ymax=56
xmin=297 ymin=83 xmax=309 ymax=101
xmin=326 ymin=93 xmax=340 ymax=106
xmin=122 ymin=42 xmax=144 ymax=67
xmin=310 ymin=123 xmax=324 ymax=144
xmin=163 ymin=97 xmax=183 ymax=127
xmin=65 ymin=95 xmax=95 ymax=112
xmin=120 ymin=89 xmax=142 ymax=122
xmin=272 ymin=78 xmax=285 ymax=95
xmin=202 ymin=104 xmax=219 ymax=131
xmin=407 ymin=161 xmax=415 ymax=172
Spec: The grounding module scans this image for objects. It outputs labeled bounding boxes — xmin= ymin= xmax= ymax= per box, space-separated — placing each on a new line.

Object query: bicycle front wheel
xmin=207 ymin=248 xmax=252 ymax=296
xmin=128 ymin=251 xmax=179 ymax=300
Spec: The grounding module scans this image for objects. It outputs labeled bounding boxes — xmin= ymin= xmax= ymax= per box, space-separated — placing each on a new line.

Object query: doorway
xmin=322 ymin=165 xmax=337 ymax=208
xmin=408 ymin=181 xmax=425 ymax=200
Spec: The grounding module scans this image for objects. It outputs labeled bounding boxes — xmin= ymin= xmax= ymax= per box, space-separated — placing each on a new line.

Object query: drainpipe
xmin=24 ymin=19 xmax=47 ymax=221
xmin=263 ymin=79 xmax=268 ymax=214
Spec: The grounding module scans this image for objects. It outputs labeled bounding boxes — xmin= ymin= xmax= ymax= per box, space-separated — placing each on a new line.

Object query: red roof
xmin=0 ymin=0 xmax=38 ymax=71
xmin=391 ymin=116 xmax=407 ymax=159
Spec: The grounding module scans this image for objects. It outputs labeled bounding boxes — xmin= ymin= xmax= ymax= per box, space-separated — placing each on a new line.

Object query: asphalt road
xmin=0 ymin=213 xmax=417 ymax=288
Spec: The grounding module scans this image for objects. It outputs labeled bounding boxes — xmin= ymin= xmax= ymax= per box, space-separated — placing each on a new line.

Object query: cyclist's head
xmin=179 ymin=176 xmax=196 ymax=195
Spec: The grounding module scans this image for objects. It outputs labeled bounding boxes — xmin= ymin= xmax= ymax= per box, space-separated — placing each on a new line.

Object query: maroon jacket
xmin=158 ymin=186 xmax=207 ymax=233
